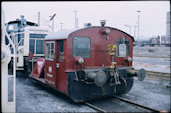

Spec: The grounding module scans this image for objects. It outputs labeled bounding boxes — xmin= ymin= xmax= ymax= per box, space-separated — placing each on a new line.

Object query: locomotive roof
xmin=45 ymin=29 xmax=78 ymax=40
xmin=45 ymin=26 xmax=134 ymax=41
xmin=8 ymin=20 xmax=38 ymax=26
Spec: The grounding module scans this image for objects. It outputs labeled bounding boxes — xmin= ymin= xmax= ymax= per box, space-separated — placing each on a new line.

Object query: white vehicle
xmin=15 ymin=27 xmax=49 ymax=70
xmin=5 ymin=16 xmax=49 ymax=71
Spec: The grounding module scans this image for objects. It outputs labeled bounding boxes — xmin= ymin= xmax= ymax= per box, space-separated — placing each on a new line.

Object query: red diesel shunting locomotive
xmin=30 ymin=21 xmax=145 ymax=102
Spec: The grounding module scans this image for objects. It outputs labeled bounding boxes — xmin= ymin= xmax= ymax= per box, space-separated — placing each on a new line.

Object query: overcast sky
xmin=1 ymin=1 xmax=170 ymax=40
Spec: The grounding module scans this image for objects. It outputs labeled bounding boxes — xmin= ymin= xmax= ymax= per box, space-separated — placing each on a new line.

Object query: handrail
xmin=8 ymin=31 xmax=24 ymax=47
xmin=16 ymin=38 xmax=24 ymax=49
xmin=1 ymin=24 xmax=16 ymax=112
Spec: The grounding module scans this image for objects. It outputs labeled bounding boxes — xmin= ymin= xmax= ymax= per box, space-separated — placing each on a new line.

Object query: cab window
xmin=116 ymin=38 xmax=129 ymax=57
xmin=73 ymin=37 xmax=90 ymax=58
xmin=29 ymin=34 xmax=47 ymax=54
xmin=45 ymin=41 xmax=55 ymax=61
xmin=58 ymin=40 xmax=64 ymax=62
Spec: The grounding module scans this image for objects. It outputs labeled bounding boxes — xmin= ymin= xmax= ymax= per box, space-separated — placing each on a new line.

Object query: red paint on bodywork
xmin=44 ymin=40 xmax=68 ymax=94
xmin=31 ymin=58 xmax=45 ymax=78
xmin=65 ymin=27 xmax=134 ymax=71
xmin=42 ymin=26 xmax=134 ymax=95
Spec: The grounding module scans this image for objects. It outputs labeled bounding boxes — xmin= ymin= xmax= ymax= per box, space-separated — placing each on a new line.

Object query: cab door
xmin=44 ymin=41 xmax=57 ymax=88
xmin=55 ymin=40 xmax=66 ymax=92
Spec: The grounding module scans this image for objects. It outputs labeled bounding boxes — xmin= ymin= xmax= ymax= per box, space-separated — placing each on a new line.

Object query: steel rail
xmin=113 ymin=95 xmax=162 ymax=112
xmin=135 ymin=70 xmax=170 ymax=76
xmin=146 ymin=71 xmax=170 ymax=79
xmin=146 ymin=70 xmax=170 ymax=75
xmin=133 ymin=55 xmax=170 ymax=58
xmin=135 ymin=70 xmax=170 ymax=79
xmin=84 ymin=102 xmax=107 ymax=113
xmin=146 ymin=71 xmax=170 ymax=76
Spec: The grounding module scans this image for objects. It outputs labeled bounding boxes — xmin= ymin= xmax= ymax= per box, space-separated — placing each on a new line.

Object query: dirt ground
xmin=13 ymin=71 xmax=170 ymax=112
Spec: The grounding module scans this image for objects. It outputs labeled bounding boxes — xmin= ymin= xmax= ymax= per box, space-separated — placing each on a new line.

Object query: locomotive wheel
xmin=115 ymin=77 xmax=134 ymax=95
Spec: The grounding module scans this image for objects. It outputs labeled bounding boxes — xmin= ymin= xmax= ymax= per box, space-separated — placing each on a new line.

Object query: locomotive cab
xmin=30 ymin=26 xmax=145 ymax=102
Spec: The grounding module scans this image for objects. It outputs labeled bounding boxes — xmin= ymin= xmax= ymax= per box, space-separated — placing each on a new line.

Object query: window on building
xmin=45 ymin=42 xmax=55 ymax=61
xmin=73 ymin=37 xmax=90 ymax=58
xmin=116 ymin=38 xmax=129 ymax=57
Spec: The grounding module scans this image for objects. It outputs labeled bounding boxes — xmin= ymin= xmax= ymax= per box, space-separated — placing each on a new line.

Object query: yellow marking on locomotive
xmin=108 ymin=44 xmax=116 ymax=51
xmin=108 ymin=44 xmax=117 ymax=70
xmin=108 ymin=44 xmax=116 ymax=55
xmin=110 ymin=62 xmax=116 ymax=69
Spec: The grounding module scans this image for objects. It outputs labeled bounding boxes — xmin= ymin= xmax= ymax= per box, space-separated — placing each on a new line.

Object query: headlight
xmin=78 ymin=57 xmax=84 ymax=64
xmin=128 ymin=56 xmax=132 ymax=62
xmin=75 ymin=56 xmax=84 ymax=64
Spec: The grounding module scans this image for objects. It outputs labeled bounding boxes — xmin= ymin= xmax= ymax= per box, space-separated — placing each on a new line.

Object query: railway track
xmin=84 ymin=102 xmax=108 ymax=113
xmin=134 ymin=69 xmax=170 ymax=79
xmin=84 ymin=96 xmax=164 ymax=112
xmin=113 ymin=95 xmax=161 ymax=112
xmin=145 ymin=71 xmax=170 ymax=79
xmin=133 ymin=55 xmax=170 ymax=58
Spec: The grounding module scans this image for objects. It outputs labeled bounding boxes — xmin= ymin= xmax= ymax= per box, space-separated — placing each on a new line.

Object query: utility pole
xmin=124 ymin=24 xmax=131 ymax=35
xmin=74 ymin=10 xmax=78 ymax=29
xmin=134 ymin=25 xmax=137 ymax=38
xmin=38 ymin=12 xmax=40 ymax=26
xmin=49 ymin=14 xmax=56 ymax=32
xmin=52 ymin=19 xmax=54 ymax=32
xmin=60 ymin=23 xmax=63 ymax=30
xmin=137 ymin=10 xmax=141 ymax=45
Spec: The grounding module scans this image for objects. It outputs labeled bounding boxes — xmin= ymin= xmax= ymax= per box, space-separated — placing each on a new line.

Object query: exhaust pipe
xmin=126 ymin=68 xmax=146 ymax=81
